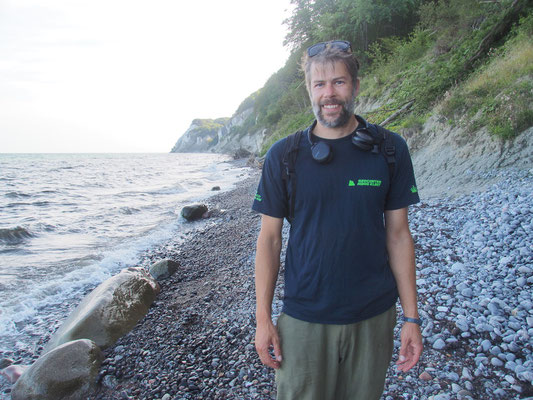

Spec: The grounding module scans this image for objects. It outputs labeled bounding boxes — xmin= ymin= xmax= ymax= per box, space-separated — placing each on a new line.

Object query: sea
xmin=0 ymin=153 xmax=251 ymax=361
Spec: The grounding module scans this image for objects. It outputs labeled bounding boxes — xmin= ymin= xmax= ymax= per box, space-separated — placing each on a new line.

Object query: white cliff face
xmin=171 ymin=107 xmax=265 ymax=155
xmin=171 ymin=120 xmax=221 ymax=153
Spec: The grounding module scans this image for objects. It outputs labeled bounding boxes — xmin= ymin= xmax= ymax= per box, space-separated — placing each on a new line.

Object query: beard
xmin=312 ymin=91 xmax=356 ymax=128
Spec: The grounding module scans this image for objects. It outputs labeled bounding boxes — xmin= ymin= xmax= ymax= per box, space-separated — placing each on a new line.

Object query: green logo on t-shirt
xmin=410 ymin=185 xmax=418 ymax=193
xmin=254 ymin=193 xmax=262 ymax=202
xmin=357 ymin=179 xmax=382 ymax=187
xmin=349 ymin=179 xmax=382 ymax=187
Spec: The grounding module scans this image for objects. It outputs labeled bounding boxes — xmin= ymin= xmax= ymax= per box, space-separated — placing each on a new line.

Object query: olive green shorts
xmin=275 ymin=306 xmax=396 ymax=400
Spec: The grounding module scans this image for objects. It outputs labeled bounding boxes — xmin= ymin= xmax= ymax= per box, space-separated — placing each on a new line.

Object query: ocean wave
xmin=116 ymin=184 xmax=187 ymax=197
xmin=5 ymin=191 xmax=31 ymax=199
xmin=32 ymin=201 xmax=51 ymax=207
xmin=0 ymin=226 xmax=34 ymax=245
xmin=119 ymin=206 xmax=140 ymax=215
xmin=4 ymin=202 xmax=31 ymax=208
xmin=34 ymin=223 xmax=56 ymax=232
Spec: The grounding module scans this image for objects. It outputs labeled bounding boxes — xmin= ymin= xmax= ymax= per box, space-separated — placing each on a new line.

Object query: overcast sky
xmin=0 ymin=0 xmax=292 ymax=153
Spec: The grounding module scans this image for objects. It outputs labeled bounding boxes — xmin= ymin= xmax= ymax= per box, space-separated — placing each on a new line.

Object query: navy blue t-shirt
xmin=252 ymin=121 xmax=420 ymax=324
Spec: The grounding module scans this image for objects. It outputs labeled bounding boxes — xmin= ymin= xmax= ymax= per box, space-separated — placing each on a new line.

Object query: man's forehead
xmin=310 ymin=60 xmax=349 ymax=80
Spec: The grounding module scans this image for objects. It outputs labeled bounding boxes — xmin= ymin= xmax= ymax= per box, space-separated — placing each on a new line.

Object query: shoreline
xmin=0 ymin=153 xmax=250 ymax=359
xmin=2 ymin=165 xmax=532 ymax=399
xmin=92 ymin=170 xmax=273 ymax=399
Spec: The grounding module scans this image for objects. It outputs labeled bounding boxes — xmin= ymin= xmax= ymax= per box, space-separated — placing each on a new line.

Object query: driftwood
xmin=465 ymin=0 xmax=528 ymax=70
xmin=379 ymin=100 xmax=415 ymax=126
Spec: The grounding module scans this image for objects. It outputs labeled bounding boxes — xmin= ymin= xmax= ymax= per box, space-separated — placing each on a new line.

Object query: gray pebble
xmin=432 ymin=338 xmax=446 ymax=350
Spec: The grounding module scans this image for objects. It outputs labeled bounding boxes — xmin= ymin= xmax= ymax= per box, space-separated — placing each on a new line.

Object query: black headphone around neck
xmin=307 ymin=115 xmax=381 ymax=164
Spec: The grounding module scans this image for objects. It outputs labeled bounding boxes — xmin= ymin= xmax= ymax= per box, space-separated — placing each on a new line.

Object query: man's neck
xmin=312 ymin=115 xmax=358 ymax=139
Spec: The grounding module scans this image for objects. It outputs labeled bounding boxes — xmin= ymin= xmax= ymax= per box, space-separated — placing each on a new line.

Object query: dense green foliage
xmin=229 ymin=0 xmax=532 ymax=155
xmin=192 ymin=118 xmax=229 ymax=132
xmin=189 ymin=118 xmax=229 ymax=144
xmin=283 ymin=0 xmax=421 ymax=54
xmin=440 ymin=13 xmax=533 ymax=138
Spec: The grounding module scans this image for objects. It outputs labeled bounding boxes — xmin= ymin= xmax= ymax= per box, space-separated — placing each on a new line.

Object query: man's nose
xmin=324 ymin=82 xmax=336 ymax=97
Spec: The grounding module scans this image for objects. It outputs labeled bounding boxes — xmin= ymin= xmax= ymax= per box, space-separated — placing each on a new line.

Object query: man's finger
xmin=396 ymin=341 xmax=422 ymax=372
xmin=273 ymin=335 xmax=283 ymax=364
xmin=256 ymin=345 xmax=281 ymax=369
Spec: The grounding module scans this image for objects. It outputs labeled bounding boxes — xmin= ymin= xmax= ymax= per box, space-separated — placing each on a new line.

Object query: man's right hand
xmin=255 ymin=320 xmax=282 ymax=369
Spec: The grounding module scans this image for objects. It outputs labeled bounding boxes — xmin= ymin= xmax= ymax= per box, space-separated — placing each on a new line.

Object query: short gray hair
xmin=302 ymin=43 xmax=360 ymax=93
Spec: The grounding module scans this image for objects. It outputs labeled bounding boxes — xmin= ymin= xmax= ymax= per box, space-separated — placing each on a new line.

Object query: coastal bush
xmin=260 ymin=111 xmax=315 ymax=155
xmin=357 ymin=0 xmax=532 ymax=140
xmin=441 ymin=14 xmax=533 ymax=139
xmin=224 ymin=0 xmax=532 ymax=155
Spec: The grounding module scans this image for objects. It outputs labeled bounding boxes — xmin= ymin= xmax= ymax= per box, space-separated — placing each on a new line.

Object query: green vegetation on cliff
xmin=191 ymin=118 xmax=229 ymax=135
xmin=231 ymin=0 xmax=532 ymax=155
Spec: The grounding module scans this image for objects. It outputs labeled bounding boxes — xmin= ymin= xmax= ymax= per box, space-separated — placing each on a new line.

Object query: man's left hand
xmin=396 ymin=322 xmax=423 ymax=372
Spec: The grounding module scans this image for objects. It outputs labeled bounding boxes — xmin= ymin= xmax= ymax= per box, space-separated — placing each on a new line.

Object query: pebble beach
xmin=4 ymin=166 xmax=531 ymax=399
xmin=84 ymin=166 xmax=533 ymax=400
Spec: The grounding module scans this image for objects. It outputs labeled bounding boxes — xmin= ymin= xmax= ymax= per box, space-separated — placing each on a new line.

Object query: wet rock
xmin=0 ymin=358 xmax=14 ymax=370
xmin=149 ymin=259 xmax=180 ymax=281
xmin=233 ymin=148 xmax=251 ymax=159
xmin=181 ymin=204 xmax=208 ymax=221
xmin=44 ymin=267 xmax=160 ymax=352
xmin=11 ymin=339 xmax=102 ymax=400
xmin=0 ymin=364 xmax=29 ymax=384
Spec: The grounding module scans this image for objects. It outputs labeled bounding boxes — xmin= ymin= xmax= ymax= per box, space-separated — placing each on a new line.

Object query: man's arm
xmin=255 ymin=214 xmax=284 ymax=369
xmin=385 ymin=207 xmax=423 ymax=372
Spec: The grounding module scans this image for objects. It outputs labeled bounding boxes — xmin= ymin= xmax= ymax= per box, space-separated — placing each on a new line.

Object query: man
xmin=252 ymin=40 xmax=423 ymax=400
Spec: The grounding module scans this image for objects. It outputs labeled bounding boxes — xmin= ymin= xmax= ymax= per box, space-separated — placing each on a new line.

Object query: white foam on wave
xmin=0 ymin=216 xmax=183 ymax=352
xmin=0 ymin=154 xmax=251 ymax=355
xmin=0 ymin=168 xmax=250 ymax=353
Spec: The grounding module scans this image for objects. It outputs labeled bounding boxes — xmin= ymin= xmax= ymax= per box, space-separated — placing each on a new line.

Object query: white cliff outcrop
xmin=171 ymin=105 xmax=267 ymax=156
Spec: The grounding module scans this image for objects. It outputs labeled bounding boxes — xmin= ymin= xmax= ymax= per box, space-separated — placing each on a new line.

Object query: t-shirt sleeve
xmin=385 ymin=133 xmax=420 ymax=210
xmin=251 ymin=139 xmax=288 ymax=218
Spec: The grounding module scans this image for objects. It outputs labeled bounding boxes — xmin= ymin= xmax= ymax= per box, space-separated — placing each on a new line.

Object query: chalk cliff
xmin=171 ymin=105 xmax=267 ymax=156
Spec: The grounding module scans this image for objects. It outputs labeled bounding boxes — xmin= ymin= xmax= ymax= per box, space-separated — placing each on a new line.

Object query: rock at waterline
xmin=0 ymin=364 xmax=29 ymax=383
xmin=181 ymin=203 xmax=208 ymax=221
xmin=43 ymin=267 xmax=160 ymax=353
xmin=233 ymin=148 xmax=251 ymax=159
xmin=149 ymin=259 xmax=180 ymax=281
xmin=0 ymin=358 xmax=14 ymax=369
xmin=11 ymin=339 xmax=103 ymax=400
xmin=211 ymin=186 xmax=221 ymax=191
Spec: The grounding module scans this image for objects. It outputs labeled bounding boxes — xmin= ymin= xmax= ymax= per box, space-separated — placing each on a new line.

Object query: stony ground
xmin=84 ymin=166 xmax=533 ymax=400
xmin=0 ymin=162 xmax=499 ymax=399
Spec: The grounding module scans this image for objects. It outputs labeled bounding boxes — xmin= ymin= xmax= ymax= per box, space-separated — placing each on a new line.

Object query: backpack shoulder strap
xmin=373 ymin=124 xmax=396 ymax=180
xmin=281 ymin=130 xmax=302 ymax=223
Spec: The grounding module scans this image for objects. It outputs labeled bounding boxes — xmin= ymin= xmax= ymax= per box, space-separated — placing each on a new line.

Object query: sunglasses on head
xmin=307 ymin=40 xmax=352 ymax=57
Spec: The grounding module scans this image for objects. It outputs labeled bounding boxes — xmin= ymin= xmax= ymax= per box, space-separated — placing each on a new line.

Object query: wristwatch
xmin=402 ymin=316 xmax=423 ymax=326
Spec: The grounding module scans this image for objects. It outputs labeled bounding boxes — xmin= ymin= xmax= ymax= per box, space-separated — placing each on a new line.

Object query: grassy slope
xmin=234 ymin=3 xmax=532 ymax=156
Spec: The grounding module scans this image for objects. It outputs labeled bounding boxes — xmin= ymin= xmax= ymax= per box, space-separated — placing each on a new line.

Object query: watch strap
xmin=402 ymin=316 xmax=423 ymax=326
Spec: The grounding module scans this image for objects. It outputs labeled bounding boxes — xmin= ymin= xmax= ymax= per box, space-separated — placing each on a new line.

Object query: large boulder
xmin=181 ymin=203 xmax=208 ymax=221
xmin=11 ymin=339 xmax=103 ymax=400
xmin=43 ymin=267 xmax=159 ymax=353
xmin=149 ymin=259 xmax=180 ymax=281
xmin=233 ymin=147 xmax=251 ymax=159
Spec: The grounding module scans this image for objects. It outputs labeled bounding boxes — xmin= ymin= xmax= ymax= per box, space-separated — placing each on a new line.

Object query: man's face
xmin=308 ymin=61 xmax=359 ymax=129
